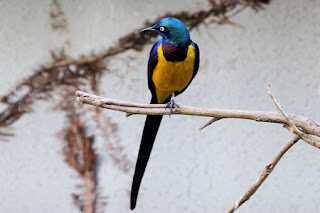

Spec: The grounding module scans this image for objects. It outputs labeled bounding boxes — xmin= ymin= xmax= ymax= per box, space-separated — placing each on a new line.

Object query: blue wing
xmin=147 ymin=39 xmax=162 ymax=100
xmin=191 ymin=41 xmax=200 ymax=81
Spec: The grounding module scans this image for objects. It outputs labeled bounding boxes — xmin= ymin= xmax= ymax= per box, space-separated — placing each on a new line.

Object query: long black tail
xmin=130 ymin=97 xmax=163 ymax=210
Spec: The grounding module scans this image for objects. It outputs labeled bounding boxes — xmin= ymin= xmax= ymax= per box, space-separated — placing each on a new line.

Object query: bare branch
xmin=75 ymin=90 xmax=320 ymax=148
xmin=74 ymin=82 xmax=319 ymax=212
xmin=226 ymin=135 xmax=300 ymax=213
xmin=267 ymin=84 xmax=320 ymax=148
xmin=199 ymin=117 xmax=222 ymax=130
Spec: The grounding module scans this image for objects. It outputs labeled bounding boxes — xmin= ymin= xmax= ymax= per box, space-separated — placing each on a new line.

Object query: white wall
xmin=1 ymin=0 xmax=320 ymax=212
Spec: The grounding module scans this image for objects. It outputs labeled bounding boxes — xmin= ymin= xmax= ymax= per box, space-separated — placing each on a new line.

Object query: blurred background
xmin=1 ymin=0 xmax=320 ymax=212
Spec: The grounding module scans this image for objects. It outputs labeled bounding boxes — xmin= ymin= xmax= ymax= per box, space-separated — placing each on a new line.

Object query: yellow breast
xmin=152 ymin=44 xmax=196 ymax=103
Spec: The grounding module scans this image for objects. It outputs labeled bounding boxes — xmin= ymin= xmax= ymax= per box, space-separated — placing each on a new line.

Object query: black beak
xmin=140 ymin=26 xmax=156 ymax=32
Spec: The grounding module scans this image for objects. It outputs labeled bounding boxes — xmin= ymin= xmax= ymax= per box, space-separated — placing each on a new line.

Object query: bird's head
xmin=141 ymin=17 xmax=191 ymax=48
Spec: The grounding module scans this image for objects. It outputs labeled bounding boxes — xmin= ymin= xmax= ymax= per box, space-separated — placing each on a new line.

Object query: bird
xmin=130 ymin=17 xmax=200 ymax=210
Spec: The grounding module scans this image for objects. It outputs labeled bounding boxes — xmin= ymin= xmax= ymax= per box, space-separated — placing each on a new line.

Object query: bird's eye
xmin=159 ymin=26 xmax=165 ymax=32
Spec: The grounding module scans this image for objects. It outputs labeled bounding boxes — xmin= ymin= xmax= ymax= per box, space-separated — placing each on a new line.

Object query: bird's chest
xmin=152 ymin=44 xmax=195 ymax=93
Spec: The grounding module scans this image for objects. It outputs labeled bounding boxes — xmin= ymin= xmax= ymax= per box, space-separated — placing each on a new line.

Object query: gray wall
xmin=1 ymin=0 xmax=320 ymax=212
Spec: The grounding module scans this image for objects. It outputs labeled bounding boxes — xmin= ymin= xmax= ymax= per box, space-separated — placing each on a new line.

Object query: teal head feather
xmin=141 ymin=17 xmax=191 ymax=48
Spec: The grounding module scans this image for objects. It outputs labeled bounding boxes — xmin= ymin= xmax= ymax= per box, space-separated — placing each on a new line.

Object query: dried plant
xmin=50 ymin=0 xmax=68 ymax=31
xmin=60 ymin=107 xmax=106 ymax=213
xmin=93 ymin=109 xmax=133 ymax=174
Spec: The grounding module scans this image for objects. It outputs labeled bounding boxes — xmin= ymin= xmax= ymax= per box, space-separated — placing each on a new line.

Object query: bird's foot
xmin=165 ymin=97 xmax=180 ymax=116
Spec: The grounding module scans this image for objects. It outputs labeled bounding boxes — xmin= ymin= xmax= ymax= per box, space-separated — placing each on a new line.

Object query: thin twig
xmin=199 ymin=117 xmax=222 ymax=130
xmin=226 ymin=135 xmax=300 ymax=213
xmin=75 ymin=90 xmax=320 ymax=147
xmin=267 ymin=84 xmax=320 ymax=148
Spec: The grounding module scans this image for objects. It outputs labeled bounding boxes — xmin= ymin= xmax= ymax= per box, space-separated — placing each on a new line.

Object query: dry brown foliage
xmin=60 ymin=109 xmax=106 ymax=213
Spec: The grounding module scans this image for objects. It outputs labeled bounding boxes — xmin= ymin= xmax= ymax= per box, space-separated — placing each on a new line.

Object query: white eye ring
xmin=159 ymin=26 xmax=165 ymax=32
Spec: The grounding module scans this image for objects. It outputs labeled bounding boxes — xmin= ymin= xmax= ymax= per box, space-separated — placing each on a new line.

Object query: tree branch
xmin=267 ymin=84 xmax=320 ymax=149
xmin=199 ymin=117 xmax=222 ymax=130
xmin=75 ymin=84 xmax=319 ymax=211
xmin=75 ymin=90 xmax=320 ymax=148
xmin=226 ymin=135 xmax=300 ymax=213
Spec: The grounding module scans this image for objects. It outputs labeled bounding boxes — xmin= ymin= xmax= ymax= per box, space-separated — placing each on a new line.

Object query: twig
xmin=226 ymin=135 xmax=300 ymax=213
xmin=199 ymin=117 xmax=222 ymax=130
xmin=267 ymin=84 xmax=320 ymax=148
xmin=75 ymin=90 xmax=320 ymax=147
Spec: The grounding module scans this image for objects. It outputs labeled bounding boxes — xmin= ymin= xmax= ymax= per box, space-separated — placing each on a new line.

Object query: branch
xmin=226 ymin=135 xmax=300 ymax=213
xmin=75 ymin=85 xmax=319 ymax=212
xmin=75 ymin=90 xmax=320 ymax=147
xmin=267 ymin=84 xmax=320 ymax=149
xmin=199 ymin=117 xmax=221 ymax=130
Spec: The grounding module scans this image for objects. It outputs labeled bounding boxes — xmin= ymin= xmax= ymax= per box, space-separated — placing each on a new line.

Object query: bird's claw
xmin=165 ymin=99 xmax=180 ymax=116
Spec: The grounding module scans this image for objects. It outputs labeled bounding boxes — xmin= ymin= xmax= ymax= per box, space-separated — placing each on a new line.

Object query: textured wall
xmin=1 ymin=0 xmax=320 ymax=212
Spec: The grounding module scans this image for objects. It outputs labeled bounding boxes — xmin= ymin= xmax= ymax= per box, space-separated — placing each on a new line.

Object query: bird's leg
xmin=165 ymin=93 xmax=180 ymax=116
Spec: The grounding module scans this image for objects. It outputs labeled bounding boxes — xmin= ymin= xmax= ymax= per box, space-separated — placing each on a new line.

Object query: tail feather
xmin=130 ymin=97 xmax=163 ymax=210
